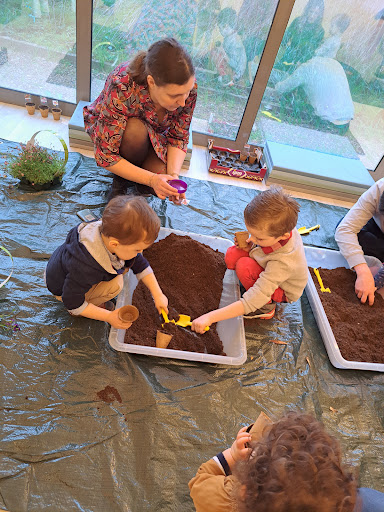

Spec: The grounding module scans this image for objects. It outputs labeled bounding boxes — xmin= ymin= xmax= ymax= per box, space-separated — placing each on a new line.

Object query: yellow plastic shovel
xmin=313 ymin=267 xmax=331 ymax=293
xmin=161 ymin=308 xmax=175 ymax=326
xmin=298 ymin=224 xmax=320 ymax=235
xmin=175 ymin=314 xmax=210 ymax=332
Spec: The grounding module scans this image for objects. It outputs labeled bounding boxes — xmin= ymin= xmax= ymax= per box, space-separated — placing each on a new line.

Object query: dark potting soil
xmin=97 ymin=385 xmax=122 ymax=403
xmin=310 ymin=267 xmax=384 ymax=363
xmin=124 ymin=233 xmax=227 ymax=355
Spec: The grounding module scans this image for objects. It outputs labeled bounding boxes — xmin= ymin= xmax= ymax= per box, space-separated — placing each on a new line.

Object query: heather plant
xmin=0 ymin=309 xmax=20 ymax=333
xmin=5 ymin=143 xmax=65 ymax=186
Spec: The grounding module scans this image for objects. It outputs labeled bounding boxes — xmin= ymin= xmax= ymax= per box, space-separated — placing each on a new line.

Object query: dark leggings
xmin=357 ymin=218 xmax=384 ymax=262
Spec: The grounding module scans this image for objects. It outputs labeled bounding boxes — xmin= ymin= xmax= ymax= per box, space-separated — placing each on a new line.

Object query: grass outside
xmin=1 ymin=2 xmax=383 ymax=163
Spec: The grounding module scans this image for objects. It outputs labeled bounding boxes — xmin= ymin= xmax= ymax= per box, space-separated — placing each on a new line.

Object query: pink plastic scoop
xmin=169 ymin=179 xmax=188 ymax=194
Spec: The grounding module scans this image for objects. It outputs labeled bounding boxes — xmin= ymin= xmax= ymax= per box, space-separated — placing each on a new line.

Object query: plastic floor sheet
xmin=0 ymin=138 xmax=383 ymax=511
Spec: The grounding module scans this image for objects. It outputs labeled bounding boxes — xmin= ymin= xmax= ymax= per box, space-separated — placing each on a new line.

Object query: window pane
xmin=90 ymin=0 xmax=279 ymax=140
xmin=249 ymin=0 xmax=384 ymax=171
xmin=0 ymin=0 xmax=76 ymax=102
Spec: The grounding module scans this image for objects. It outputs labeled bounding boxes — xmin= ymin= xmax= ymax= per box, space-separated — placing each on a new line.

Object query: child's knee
xmin=225 ymin=246 xmax=248 ymax=269
xmin=113 ymin=275 xmax=124 ymax=296
xmin=235 ymin=257 xmax=264 ymax=289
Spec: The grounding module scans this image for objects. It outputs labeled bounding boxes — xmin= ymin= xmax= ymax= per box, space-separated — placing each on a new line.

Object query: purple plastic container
xmin=169 ymin=179 xmax=188 ymax=194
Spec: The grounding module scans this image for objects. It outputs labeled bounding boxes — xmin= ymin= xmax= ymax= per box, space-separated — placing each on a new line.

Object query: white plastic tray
xmin=109 ymin=228 xmax=247 ymax=365
xmin=304 ymin=246 xmax=384 ymax=372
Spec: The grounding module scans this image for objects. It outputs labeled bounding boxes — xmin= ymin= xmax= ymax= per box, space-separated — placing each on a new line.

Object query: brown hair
xmin=234 ymin=412 xmax=358 ymax=512
xmin=101 ymin=195 xmax=160 ymax=245
xmin=128 ymin=38 xmax=195 ymax=86
xmin=244 ymin=186 xmax=300 ymax=237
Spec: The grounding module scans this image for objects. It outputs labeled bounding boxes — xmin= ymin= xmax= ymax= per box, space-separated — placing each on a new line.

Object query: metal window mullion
xmin=235 ymin=0 xmax=295 ymax=150
xmin=76 ymin=0 xmax=93 ymax=103
xmin=370 ymin=155 xmax=384 ymax=180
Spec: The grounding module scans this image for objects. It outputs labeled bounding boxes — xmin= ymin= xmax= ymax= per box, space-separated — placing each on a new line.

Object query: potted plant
xmin=51 ymin=107 xmax=62 ymax=120
xmin=25 ymin=102 xmax=36 ymax=115
xmin=38 ymin=104 xmax=49 ymax=118
xmin=4 ymin=142 xmax=66 ymax=191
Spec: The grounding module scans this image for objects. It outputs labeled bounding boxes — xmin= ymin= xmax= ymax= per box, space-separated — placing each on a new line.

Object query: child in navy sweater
xmin=46 ymin=195 xmax=168 ymax=329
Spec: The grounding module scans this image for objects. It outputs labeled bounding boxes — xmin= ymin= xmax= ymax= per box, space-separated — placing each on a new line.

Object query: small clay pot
xmin=248 ymin=153 xmax=257 ymax=165
xmin=39 ymin=105 xmax=49 ymax=118
xmin=239 ymin=151 xmax=248 ymax=162
xmin=52 ymin=107 xmax=62 ymax=121
xmin=156 ymin=330 xmax=173 ymax=349
xmin=117 ymin=305 xmax=139 ymax=323
xmin=235 ymin=231 xmax=249 ymax=249
xmin=26 ymin=102 xmax=36 ymax=115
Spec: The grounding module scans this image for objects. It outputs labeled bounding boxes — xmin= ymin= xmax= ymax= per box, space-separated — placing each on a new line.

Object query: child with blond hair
xmin=192 ymin=186 xmax=307 ymax=332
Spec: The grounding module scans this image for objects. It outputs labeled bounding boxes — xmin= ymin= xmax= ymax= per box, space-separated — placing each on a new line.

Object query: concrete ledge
xmin=264 ymin=140 xmax=374 ymax=198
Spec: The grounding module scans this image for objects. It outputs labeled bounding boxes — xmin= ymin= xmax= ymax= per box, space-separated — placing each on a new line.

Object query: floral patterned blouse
xmin=83 ymin=62 xmax=197 ymax=168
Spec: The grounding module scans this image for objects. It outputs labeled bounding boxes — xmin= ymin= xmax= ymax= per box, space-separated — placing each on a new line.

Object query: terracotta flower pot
xmin=39 ymin=105 xmax=49 ymax=118
xmin=26 ymin=102 xmax=36 ymax=115
xmin=239 ymin=151 xmax=248 ymax=162
xmin=118 ymin=305 xmax=139 ymax=323
xmin=52 ymin=107 xmax=62 ymax=121
xmin=156 ymin=330 xmax=173 ymax=349
xmin=235 ymin=231 xmax=249 ymax=249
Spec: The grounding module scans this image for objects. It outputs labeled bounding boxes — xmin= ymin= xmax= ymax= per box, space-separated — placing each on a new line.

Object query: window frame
xmin=0 ymin=0 xmax=383 ymax=176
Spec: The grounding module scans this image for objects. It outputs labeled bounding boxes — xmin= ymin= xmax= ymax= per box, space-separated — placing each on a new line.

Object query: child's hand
xmin=153 ymin=293 xmax=168 ymax=314
xmin=355 ymin=263 xmax=376 ymax=305
xmin=234 ymin=234 xmax=252 ymax=252
xmin=191 ymin=313 xmax=213 ymax=334
xmin=107 ymin=310 xmax=133 ymax=330
xmin=230 ymin=426 xmax=252 ymax=462
xmin=169 ymin=192 xmax=186 ymax=205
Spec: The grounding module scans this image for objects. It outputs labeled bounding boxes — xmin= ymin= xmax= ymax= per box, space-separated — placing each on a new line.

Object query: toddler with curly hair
xmin=189 ymin=412 xmax=384 ymax=512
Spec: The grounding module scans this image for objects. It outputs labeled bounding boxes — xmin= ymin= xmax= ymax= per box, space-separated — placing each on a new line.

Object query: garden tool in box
xmin=175 ymin=314 xmax=210 ymax=331
xmin=298 ymin=224 xmax=320 ymax=235
xmin=161 ymin=309 xmax=210 ymax=331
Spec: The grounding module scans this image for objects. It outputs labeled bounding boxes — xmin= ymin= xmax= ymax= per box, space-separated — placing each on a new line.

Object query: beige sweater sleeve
xmin=188 ymin=459 xmax=235 ymax=512
xmin=335 ymin=179 xmax=384 ymax=268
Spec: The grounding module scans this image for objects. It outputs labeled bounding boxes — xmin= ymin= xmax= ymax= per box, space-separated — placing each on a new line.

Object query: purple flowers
xmin=0 ymin=311 xmax=20 ymax=334
xmin=2 ymin=142 xmax=65 ymax=186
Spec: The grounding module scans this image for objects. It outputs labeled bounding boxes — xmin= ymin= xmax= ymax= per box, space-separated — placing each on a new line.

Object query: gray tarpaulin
xmin=0 ymin=138 xmax=383 ymax=511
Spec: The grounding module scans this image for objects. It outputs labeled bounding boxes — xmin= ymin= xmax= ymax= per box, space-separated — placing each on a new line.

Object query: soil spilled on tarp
xmin=310 ymin=266 xmax=384 ymax=363
xmin=124 ymin=233 xmax=227 ymax=355
xmin=97 ymin=386 xmax=122 ymax=403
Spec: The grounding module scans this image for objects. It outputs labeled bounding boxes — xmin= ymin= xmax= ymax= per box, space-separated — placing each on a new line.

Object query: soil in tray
xmin=310 ymin=267 xmax=384 ymax=363
xmin=124 ymin=233 xmax=227 ymax=355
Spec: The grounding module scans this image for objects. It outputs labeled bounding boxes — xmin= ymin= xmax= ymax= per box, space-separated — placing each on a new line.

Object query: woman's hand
xmin=191 ymin=313 xmax=213 ymax=334
xmin=150 ymin=174 xmax=180 ymax=200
